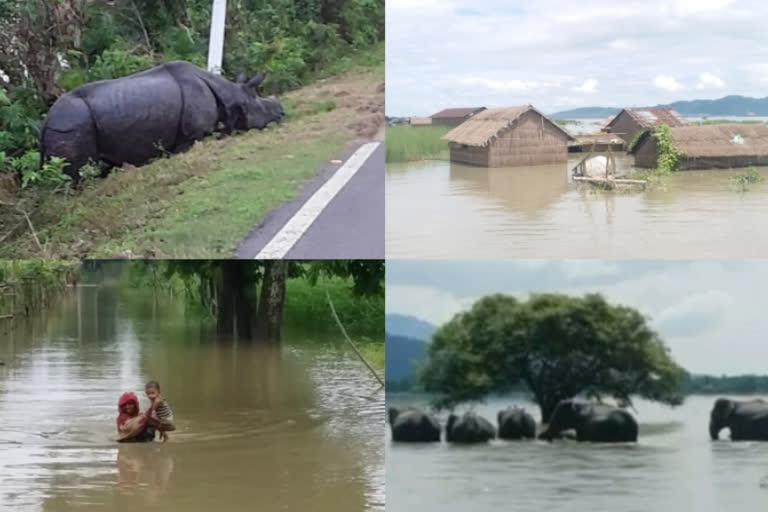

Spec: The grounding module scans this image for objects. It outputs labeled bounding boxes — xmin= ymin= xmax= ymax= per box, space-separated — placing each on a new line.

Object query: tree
xmin=420 ymin=293 xmax=685 ymax=422
xmin=158 ymin=259 xmax=383 ymax=343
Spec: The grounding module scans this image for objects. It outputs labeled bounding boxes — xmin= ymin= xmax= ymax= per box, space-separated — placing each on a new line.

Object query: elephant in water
xmin=446 ymin=412 xmax=495 ymax=444
xmin=388 ymin=407 xmax=441 ymax=442
xmin=538 ymin=399 xmax=638 ymax=443
xmin=497 ymin=406 xmax=536 ymax=440
xmin=709 ymin=398 xmax=768 ymax=441
xmin=41 ymin=61 xmax=284 ymax=183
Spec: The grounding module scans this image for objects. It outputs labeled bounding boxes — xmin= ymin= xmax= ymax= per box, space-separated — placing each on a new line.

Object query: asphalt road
xmin=237 ymin=141 xmax=384 ymax=259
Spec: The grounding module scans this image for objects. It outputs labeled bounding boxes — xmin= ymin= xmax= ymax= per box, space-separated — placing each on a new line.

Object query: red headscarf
xmin=116 ymin=392 xmax=140 ymax=430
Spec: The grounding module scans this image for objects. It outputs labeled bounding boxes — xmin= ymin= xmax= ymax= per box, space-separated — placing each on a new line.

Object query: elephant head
xmin=709 ymin=398 xmax=735 ymax=440
xmin=539 ymin=399 xmax=583 ymax=441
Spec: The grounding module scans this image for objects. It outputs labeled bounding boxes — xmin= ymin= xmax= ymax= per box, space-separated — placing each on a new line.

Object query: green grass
xmin=0 ymin=44 xmax=383 ymax=259
xmin=386 ymin=125 xmax=450 ymax=163
xmin=283 ymin=275 xmax=384 ymax=369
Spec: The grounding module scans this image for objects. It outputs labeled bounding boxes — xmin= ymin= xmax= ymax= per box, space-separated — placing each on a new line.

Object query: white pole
xmin=207 ymin=0 xmax=227 ymax=74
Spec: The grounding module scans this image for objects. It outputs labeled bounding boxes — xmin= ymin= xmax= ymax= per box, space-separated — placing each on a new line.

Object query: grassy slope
xmin=283 ymin=276 xmax=384 ymax=369
xmin=1 ymin=44 xmax=384 ymax=259
xmin=385 ymin=125 xmax=450 ymax=163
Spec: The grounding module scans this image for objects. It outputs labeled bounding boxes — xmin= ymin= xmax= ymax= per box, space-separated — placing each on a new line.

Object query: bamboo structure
xmin=632 ymin=124 xmax=768 ymax=169
xmin=442 ymin=106 xmax=574 ymax=167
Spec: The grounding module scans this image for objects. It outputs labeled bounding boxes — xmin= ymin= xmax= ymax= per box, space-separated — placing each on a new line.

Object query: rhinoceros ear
xmin=235 ymin=72 xmax=247 ymax=84
xmin=246 ymin=72 xmax=265 ymax=89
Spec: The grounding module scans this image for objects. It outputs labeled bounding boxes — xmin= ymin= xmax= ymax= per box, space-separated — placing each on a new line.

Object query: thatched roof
xmin=431 ymin=107 xmax=486 ymax=119
xmin=632 ymin=123 xmax=768 ymax=157
xmin=441 ymin=106 xmax=575 ymax=147
xmin=610 ymin=108 xmax=687 ymax=129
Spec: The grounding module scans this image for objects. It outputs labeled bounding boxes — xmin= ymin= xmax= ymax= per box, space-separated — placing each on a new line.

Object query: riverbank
xmin=0 ymin=260 xmax=79 ymax=323
xmin=386 ymin=125 xmax=450 ymax=163
xmin=284 ymin=276 xmax=384 ymax=368
xmin=0 ymin=44 xmax=384 ymax=259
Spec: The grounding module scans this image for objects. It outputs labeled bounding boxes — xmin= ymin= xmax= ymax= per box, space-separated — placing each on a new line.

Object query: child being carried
xmin=144 ymin=380 xmax=176 ymax=442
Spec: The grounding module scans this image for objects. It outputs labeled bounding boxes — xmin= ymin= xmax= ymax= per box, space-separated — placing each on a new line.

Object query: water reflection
xmin=449 ymin=162 xmax=569 ymax=213
xmin=386 ymin=159 xmax=768 ymax=258
xmin=0 ymin=285 xmax=383 ymax=511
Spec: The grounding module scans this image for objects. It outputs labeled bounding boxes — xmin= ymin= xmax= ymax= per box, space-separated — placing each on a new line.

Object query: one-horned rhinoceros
xmin=41 ymin=61 xmax=284 ymax=183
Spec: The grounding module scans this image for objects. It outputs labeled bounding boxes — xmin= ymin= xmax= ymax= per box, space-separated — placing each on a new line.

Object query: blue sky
xmin=386 ymin=260 xmax=768 ymax=374
xmin=386 ymin=0 xmax=768 ymax=116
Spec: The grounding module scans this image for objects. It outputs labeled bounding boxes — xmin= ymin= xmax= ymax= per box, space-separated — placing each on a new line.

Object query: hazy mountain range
xmin=385 ymin=314 xmax=435 ymax=388
xmin=550 ymin=95 xmax=768 ymax=119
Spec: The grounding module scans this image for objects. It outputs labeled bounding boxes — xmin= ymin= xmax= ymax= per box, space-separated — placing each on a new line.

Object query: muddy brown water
xmin=0 ymin=285 xmax=383 ymax=512
xmin=387 ymin=393 xmax=768 ymax=512
xmin=386 ymin=159 xmax=768 ymax=258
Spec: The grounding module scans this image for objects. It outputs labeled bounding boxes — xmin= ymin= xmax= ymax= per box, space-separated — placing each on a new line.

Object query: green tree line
xmin=0 ymin=259 xmax=79 ymax=321
xmin=0 ymin=0 xmax=384 ymax=181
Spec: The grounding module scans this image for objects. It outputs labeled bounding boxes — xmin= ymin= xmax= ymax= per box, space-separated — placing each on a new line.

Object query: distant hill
xmin=386 ymin=333 xmax=428 ymax=386
xmin=385 ymin=314 xmax=436 ymax=390
xmin=551 ymin=95 xmax=768 ymax=119
xmin=385 ymin=314 xmax=437 ymax=341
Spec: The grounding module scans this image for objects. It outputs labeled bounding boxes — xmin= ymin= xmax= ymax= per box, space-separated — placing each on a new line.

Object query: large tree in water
xmin=420 ymin=293 xmax=685 ymax=423
xmin=162 ymin=260 xmax=383 ymax=343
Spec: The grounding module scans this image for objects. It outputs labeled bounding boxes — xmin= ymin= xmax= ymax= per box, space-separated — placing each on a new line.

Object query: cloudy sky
xmin=386 ymin=260 xmax=768 ymax=375
xmin=386 ymin=0 xmax=768 ymax=116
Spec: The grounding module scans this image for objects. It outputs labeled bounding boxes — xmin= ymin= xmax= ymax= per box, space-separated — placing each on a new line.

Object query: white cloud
xmin=459 ymin=77 xmax=544 ymax=91
xmin=696 ymin=71 xmax=725 ymax=89
xmin=676 ymin=0 xmax=732 ymax=14
xmin=386 ymin=0 xmax=768 ymax=115
xmin=653 ymin=74 xmax=684 ymax=92
xmin=608 ymin=39 xmax=631 ymax=50
xmin=573 ymin=79 xmax=598 ymax=93
xmin=385 ymin=284 xmax=476 ymax=326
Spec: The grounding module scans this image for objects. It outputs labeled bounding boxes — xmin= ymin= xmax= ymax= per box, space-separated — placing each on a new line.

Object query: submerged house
xmin=605 ymin=108 xmax=687 ymax=143
xmin=409 ymin=116 xmax=432 ymax=126
xmin=441 ymin=105 xmax=575 ymax=167
xmin=631 ymin=124 xmax=768 ymax=169
xmin=430 ymin=107 xmax=487 ymax=127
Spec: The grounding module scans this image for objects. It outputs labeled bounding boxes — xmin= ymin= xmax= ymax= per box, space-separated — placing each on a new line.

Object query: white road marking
xmin=254 ymin=142 xmax=380 ymax=259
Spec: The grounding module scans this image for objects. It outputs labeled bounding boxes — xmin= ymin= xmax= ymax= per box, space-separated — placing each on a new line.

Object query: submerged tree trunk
xmin=256 ymin=261 xmax=287 ymax=343
xmin=214 ymin=261 xmax=256 ymax=340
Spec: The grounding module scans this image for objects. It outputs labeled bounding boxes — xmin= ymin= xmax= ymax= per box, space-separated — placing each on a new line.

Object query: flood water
xmin=0 ymin=284 xmax=384 ymax=512
xmin=386 ymin=158 xmax=768 ymax=258
xmin=386 ymin=393 xmax=768 ymax=512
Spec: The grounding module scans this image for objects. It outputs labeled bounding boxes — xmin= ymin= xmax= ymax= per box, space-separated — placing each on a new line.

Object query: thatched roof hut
xmin=409 ymin=116 xmax=432 ymax=126
xmin=441 ymin=106 xmax=574 ymax=167
xmin=430 ymin=107 xmax=486 ymax=127
xmin=605 ymin=108 xmax=687 ymax=142
xmin=631 ymin=123 xmax=768 ymax=169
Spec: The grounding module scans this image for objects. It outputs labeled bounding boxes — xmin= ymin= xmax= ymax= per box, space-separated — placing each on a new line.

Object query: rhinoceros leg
xmin=41 ymin=94 xmax=99 ymax=183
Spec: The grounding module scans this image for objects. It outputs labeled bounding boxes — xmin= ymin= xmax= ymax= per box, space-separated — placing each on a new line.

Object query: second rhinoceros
xmin=41 ymin=61 xmax=284 ymax=183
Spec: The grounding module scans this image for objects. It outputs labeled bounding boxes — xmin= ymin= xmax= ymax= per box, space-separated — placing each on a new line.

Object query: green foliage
xmin=87 ymin=48 xmax=156 ymax=81
xmin=731 ymin=166 xmax=765 ymax=192
xmin=0 ymin=259 xmax=80 ymax=317
xmin=627 ymin=129 xmax=648 ymax=153
xmin=386 ymin=125 xmax=451 ymax=163
xmin=652 ymin=124 xmax=682 ymax=175
xmin=683 ymin=374 xmax=768 ymax=394
xmin=421 ymin=293 xmax=686 ymax=420
xmin=304 ymin=260 xmax=385 ymax=296
xmin=16 ymin=153 xmax=71 ymax=189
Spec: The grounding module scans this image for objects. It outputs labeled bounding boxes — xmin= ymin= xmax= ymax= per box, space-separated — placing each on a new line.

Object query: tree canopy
xmin=420 ymin=293 xmax=685 ymax=422
xmin=127 ymin=260 xmax=384 ymax=343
